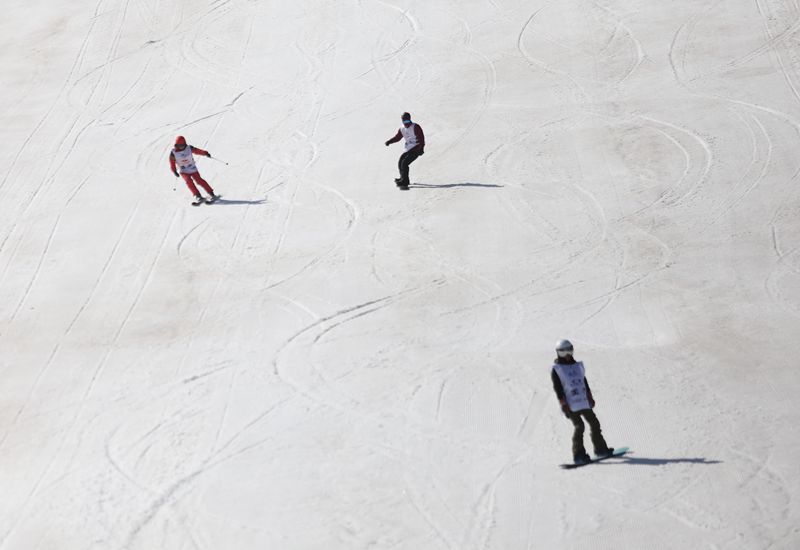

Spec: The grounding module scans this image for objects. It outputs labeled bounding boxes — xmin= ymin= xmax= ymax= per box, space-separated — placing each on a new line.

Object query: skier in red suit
xmin=169 ymin=136 xmax=219 ymax=205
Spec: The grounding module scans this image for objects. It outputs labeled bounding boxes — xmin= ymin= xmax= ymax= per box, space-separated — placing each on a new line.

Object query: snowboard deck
xmin=560 ymin=447 xmax=629 ymax=469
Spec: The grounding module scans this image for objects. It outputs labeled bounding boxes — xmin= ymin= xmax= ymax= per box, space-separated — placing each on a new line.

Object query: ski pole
xmin=209 ymin=156 xmax=229 ymax=166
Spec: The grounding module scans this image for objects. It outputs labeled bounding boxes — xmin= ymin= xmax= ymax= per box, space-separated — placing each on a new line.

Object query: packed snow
xmin=1 ymin=0 xmax=799 ymax=548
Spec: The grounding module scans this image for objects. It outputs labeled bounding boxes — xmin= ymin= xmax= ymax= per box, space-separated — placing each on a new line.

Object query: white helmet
xmin=556 ymin=339 xmax=574 ymax=358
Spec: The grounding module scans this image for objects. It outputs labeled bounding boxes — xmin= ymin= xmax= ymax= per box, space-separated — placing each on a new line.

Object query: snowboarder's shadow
xmin=617 ymin=456 xmax=722 ymax=466
xmin=212 ymin=198 xmax=267 ymax=206
xmin=409 ymin=182 xmax=503 ymax=189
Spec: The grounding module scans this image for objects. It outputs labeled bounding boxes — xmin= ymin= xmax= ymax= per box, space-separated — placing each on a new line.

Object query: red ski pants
xmin=181 ymin=171 xmax=214 ymax=196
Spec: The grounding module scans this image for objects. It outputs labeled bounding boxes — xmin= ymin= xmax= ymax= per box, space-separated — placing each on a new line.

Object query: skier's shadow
xmin=212 ymin=198 xmax=267 ymax=206
xmin=617 ymin=456 xmax=722 ymax=466
xmin=409 ymin=182 xmax=503 ymax=189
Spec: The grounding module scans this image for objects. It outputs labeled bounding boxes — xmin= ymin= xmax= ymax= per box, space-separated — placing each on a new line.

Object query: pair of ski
xmin=560 ymin=446 xmax=629 ymax=469
xmin=191 ymin=194 xmax=221 ymax=206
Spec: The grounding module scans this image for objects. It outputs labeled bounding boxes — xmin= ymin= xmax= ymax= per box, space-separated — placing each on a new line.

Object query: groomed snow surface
xmin=1 ymin=1 xmax=799 ymax=548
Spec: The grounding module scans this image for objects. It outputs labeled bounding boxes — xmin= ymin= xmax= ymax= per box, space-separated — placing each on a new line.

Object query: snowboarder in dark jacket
xmin=551 ymin=339 xmax=614 ymax=464
xmin=385 ymin=112 xmax=425 ymax=189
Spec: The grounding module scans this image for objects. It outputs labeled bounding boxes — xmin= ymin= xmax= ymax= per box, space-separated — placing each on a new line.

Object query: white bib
xmin=553 ymin=361 xmax=591 ymax=412
xmin=401 ymin=123 xmax=419 ymax=151
xmin=172 ymin=146 xmax=198 ymax=174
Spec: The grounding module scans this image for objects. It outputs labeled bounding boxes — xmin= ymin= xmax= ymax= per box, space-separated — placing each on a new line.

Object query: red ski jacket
xmin=169 ymin=146 xmax=209 ymax=173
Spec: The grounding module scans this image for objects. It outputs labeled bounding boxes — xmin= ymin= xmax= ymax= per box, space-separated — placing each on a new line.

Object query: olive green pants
xmin=568 ymin=409 xmax=610 ymax=457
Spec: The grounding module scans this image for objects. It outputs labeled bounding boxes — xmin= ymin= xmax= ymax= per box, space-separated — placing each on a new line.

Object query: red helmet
xmin=175 ymin=135 xmax=187 ymax=146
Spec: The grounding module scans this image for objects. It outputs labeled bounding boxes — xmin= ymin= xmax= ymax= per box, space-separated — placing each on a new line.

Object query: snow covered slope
xmin=1 ymin=0 xmax=799 ymax=548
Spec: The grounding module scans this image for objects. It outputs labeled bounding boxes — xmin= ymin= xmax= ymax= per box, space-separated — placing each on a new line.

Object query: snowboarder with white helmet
xmin=384 ymin=112 xmax=425 ymax=190
xmin=551 ymin=339 xmax=614 ymax=465
xmin=169 ymin=135 xmax=220 ymax=205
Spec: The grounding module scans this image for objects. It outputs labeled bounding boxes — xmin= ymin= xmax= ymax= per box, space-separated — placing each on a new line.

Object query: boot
xmin=573 ymin=453 xmax=591 ymax=465
xmin=594 ymin=447 xmax=615 ymax=458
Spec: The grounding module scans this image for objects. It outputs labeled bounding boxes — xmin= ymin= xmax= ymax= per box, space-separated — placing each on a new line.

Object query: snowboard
xmin=560 ymin=447 xmax=629 ymax=469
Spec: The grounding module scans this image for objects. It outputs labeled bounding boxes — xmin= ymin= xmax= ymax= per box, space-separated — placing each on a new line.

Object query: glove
xmin=418 ymin=149 xmax=424 ymax=156
xmin=172 ymin=170 xmax=179 ymax=178
xmin=385 ymin=141 xmax=390 ymax=146
xmin=560 ymin=400 xmax=571 ymax=418
xmin=589 ymin=398 xmax=596 ymax=408
xmin=206 ymin=152 xmax=212 ymax=157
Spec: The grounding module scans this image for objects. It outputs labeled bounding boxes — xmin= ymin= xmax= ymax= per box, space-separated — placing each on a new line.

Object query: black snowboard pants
xmin=398 ymin=149 xmax=421 ymax=185
xmin=567 ymin=409 xmax=610 ymax=458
